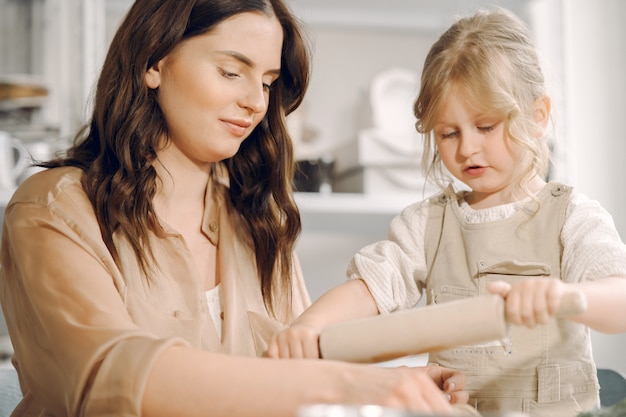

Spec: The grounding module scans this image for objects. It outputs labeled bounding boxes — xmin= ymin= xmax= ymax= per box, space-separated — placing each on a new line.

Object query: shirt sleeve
xmin=561 ymin=192 xmax=626 ymax=282
xmin=346 ymin=200 xmax=430 ymax=314
xmin=0 ymin=197 xmax=188 ymax=416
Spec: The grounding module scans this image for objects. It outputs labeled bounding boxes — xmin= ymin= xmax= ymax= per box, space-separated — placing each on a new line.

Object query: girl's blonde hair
xmin=414 ymin=8 xmax=551 ymax=194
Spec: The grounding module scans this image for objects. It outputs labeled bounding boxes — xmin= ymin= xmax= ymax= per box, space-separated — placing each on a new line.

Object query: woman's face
xmin=145 ymin=12 xmax=283 ymax=166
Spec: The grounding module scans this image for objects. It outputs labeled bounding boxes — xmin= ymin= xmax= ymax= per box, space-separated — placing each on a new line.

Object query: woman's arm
xmin=143 ymin=345 xmax=464 ymax=417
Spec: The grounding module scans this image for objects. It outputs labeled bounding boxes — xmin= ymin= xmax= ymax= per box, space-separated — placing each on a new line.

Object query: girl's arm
xmin=267 ymin=200 xmax=432 ymax=360
xmin=488 ymin=192 xmax=626 ymax=332
xmin=266 ymin=279 xmax=378 ymax=359
xmin=566 ymin=276 xmax=626 ymax=333
xmin=488 ymin=276 xmax=626 ymax=333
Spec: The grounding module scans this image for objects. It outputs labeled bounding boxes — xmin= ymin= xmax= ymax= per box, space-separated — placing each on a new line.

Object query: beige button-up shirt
xmin=0 ymin=166 xmax=311 ymax=416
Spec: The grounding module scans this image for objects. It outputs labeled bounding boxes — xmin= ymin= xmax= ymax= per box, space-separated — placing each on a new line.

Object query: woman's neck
xmin=152 ymin=146 xmax=211 ymax=222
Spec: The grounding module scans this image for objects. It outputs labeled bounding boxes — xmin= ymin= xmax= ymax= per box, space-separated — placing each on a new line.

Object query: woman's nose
xmin=239 ymin=82 xmax=268 ymax=114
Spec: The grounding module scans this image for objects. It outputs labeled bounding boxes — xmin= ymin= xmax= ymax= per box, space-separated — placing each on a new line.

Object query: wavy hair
xmin=414 ymin=8 xmax=551 ymax=196
xmin=42 ymin=0 xmax=310 ymax=318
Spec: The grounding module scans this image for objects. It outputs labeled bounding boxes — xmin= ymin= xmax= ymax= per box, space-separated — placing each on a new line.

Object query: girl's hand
xmin=487 ymin=278 xmax=572 ymax=328
xmin=266 ymin=322 xmax=322 ymax=359
xmin=419 ymin=365 xmax=469 ymax=405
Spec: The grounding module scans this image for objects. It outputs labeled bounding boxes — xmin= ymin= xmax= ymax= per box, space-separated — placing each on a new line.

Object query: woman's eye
xmin=219 ymin=68 xmax=239 ymax=79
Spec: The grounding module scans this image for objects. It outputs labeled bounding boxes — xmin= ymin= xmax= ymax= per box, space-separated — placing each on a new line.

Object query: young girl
xmin=268 ymin=8 xmax=626 ymax=417
xmin=0 ymin=0 xmax=467 ymax=416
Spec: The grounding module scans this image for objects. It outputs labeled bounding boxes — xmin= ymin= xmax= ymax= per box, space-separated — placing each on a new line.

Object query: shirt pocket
xmin=247 ymin=311 xmax=286 ymax=357
xmin=125 ymin=290 xmax=205 ymax=345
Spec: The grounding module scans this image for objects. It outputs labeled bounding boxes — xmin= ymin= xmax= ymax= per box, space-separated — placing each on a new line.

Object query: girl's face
xmin=145 ymin=12 xmax=283 ymax=166
xmin=433 ymin=89 xmax=520 ymax=207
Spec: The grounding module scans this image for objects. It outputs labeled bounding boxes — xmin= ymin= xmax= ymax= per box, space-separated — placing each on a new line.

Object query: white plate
xmin=369 ymin=67 xmax=419 ymax=135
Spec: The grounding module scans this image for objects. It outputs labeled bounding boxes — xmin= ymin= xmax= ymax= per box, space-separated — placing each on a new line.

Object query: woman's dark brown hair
xmin=41 ymin=0 xmax=310 ymax=318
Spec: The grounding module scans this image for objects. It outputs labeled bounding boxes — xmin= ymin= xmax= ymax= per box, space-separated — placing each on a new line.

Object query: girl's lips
xmin=465 ymin=166 xmax=487 ymax=176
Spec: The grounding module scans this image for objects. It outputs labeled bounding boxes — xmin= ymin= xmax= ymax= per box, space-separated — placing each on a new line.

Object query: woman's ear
xmin=533 ymin=95 xmax=551 ymax=130
xmin=145 ymin=61 xmax=162 ymax=89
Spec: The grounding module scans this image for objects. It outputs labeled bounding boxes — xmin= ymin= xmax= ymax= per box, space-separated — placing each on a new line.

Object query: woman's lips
xmin=222 ymin=119 xmax=251 ymax=137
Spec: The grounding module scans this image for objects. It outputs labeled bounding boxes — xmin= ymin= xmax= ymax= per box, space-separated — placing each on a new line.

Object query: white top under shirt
xmin=205 ymin=284 xmax=222 ymax=336
xmin=348 ymin=188 xmax=626 ymax=315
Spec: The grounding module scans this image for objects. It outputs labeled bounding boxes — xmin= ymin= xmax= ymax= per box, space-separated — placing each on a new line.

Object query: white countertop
xmin=1 ymin=187 xmax=420 ymax=216
xmin=0 ymin=189 xmax=16 ymax=207
xmin=295 ymin=191 xmax=419 ymax=216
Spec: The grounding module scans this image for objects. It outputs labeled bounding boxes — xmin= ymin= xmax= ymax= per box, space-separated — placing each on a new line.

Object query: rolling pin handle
xmin=556 ymin=290 xmax=587 ymax=317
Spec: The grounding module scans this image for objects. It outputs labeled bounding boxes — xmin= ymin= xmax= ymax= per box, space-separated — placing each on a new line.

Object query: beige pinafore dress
xmin=424 ymin=182 xmax=600 ymax=416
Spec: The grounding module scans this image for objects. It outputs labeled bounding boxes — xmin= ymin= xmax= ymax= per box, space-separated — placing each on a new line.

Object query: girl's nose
xmin=458 ymin=132 xmax=481 ymax=158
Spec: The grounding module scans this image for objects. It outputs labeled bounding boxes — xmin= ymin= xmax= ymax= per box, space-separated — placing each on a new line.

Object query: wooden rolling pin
xmin=319 ymin=292 xmax=587 ymax=363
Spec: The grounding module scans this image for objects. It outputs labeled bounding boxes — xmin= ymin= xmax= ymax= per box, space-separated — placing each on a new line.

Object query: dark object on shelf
xmin=293 ymin=158 xmax=334 ymax=193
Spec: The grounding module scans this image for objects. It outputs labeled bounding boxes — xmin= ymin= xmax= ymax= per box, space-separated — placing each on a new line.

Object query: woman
xmin=0 ymin=0 xmax=467 ymax=416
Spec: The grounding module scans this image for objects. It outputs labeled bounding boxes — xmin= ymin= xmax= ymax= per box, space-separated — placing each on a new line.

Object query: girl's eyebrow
xmin=215 ymin=50 xmax=281 ymax=77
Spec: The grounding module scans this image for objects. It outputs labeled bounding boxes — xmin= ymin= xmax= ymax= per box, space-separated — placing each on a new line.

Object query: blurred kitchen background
xmin=0 ymin=0 xmax=625 ymax=372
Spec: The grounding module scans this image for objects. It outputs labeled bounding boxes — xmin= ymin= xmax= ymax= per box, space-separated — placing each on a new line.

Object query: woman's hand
xmin=487 ymin=278 xmax=572 ymax=327
xmin=266 ymin=322 xmax=322 ymax=359
xmin=346 ymin=365 xmax=463 ymax=415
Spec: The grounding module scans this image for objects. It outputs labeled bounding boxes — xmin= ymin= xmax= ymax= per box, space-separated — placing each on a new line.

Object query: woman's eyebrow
xmin=215 ymin=50 xmax=280 ymax=76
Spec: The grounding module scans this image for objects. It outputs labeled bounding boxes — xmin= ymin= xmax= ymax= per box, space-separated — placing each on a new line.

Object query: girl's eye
xmin=440 ymin=130 xmax=458 ymax=139
xmin=478 ymin=124 xmax=495 ymax=133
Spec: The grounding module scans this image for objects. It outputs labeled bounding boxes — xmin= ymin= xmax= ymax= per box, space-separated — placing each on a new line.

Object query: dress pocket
xmin=431 ymin=284 xmax=477 ymax=304
xmin=477 ymin=259 xmax=552 ymax=277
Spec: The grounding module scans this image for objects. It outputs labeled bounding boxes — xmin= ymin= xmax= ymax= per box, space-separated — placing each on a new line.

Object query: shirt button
xmin=209 ymin=222 xmax=218 ymax=232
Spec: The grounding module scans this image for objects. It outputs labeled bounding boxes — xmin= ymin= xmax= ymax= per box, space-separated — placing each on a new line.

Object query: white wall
xmin=562 ymin=0 xmax=626 ymax=375
xmin=563 ymin=0 xmax=626 ymax=237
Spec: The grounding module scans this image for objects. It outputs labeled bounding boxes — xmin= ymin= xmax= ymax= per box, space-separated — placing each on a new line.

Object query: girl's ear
xmin=145 ymin=61 xmax=162 ymax=89
xmin=533 ymin=95 xmax=551 ymax=130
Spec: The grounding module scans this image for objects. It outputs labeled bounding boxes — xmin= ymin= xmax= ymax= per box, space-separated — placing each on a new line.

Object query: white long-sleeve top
xmin=347 ymin=187 xmax=626 ymax=314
